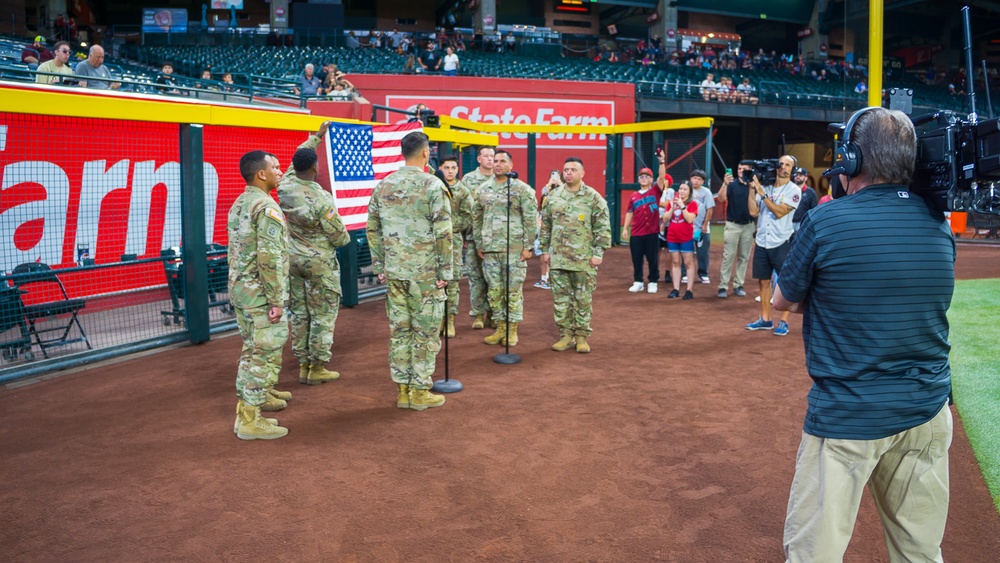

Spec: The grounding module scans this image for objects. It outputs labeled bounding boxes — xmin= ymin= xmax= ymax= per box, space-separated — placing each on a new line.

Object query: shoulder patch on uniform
xmin=267 ymin=208 xmax=284 ymax=222
xmin=325 ymin=207 xmax=339 ymax=220
xmin=792 ymin=194 xmax=800 ymax=203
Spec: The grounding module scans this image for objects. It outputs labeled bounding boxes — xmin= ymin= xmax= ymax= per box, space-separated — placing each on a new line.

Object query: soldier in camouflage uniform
xmin=461 ymin=146 xmax=494 ymax=329
xmin=437 ymin=154 xmax=473 ymax=338
xmin=472 ymin=150 xmax=537 ymax=346
xmin=277 ymin=122 xmax=352 ymax=386
xmin=366 ymin=131 xmax=454 ymax=411
xmin=228 ymin=150 xmax=290 ymax=440
xmin=539 ymin=157 xmax=612 ymax=353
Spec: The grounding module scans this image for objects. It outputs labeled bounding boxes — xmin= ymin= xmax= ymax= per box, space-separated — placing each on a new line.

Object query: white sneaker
xmin=681 ymin=276 xmax=689 ymax=283
xmin=647 ymin=282 xmax=658 ymax=294
xmin=629 ymin=282 xmax=644 ymax=293
xmin=699 ymin=275 xmax=710 ymax=284
xmin=755 ymin=295 xmax=762 ymax=302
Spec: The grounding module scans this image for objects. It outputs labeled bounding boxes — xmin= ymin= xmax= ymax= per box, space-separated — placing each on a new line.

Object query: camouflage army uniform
xmin=461 ymin=168 xmax=492 ymax=318
xmin=472 ymin=176 xmax=538 ymax=323
xmin=539 ymin=182 xmax=612 ymax=337
xmin=228 ymin=186 xmax=290 ymax=407
xmin=444 ymin=178 xmax=474 ymax=315
xmin=366 ymin=166 xmax=453 ymax=390
xmin=277 ymin=135 xmax=351 ymax=366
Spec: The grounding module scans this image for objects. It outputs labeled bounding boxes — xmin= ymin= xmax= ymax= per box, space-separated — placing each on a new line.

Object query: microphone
xmin=505 ymin=171 xmax=519 ymax=179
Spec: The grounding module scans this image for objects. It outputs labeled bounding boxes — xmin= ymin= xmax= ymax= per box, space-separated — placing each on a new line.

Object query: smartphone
xmin=655 ymin=144 xmax=663 ymax=156
xmin=725 ymin=167 xmax=732 ymax=176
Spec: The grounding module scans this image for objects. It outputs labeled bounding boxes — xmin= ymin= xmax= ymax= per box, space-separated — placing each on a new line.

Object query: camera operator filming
xmin=774 ymin=107 xmax=956 ymax=562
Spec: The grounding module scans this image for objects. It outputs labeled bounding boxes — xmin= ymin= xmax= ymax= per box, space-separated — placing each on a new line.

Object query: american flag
xmin=326 ymin=121 xmax=423 ymax=231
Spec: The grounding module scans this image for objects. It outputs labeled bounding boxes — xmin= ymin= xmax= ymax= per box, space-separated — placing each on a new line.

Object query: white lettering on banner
xmin=1 ymin=161 xmax=69 ymax=270
xmin=387 ymin=96 xmax=615 ymax=146
xmin=0 ymin=160 xmax=220 ymax=274
xmin=78 ymin=159 xmax=131 ymax=261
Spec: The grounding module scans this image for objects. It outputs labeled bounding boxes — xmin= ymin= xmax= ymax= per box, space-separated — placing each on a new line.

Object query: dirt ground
xmin=2 ymin=240 xmax=999 ymax=562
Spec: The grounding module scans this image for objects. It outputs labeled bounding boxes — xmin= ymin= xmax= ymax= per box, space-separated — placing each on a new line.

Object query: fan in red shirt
xmin=663 ymin=182 xmax=699 ymax=299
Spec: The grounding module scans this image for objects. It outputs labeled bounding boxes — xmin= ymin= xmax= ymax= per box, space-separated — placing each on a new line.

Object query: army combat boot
xmin=260 ymin=392 xmax=287 ymax=412
xmin=471 ymin=314 xmax=485 ymax=330
xmin=268 ymin=387 xmax=292 ymax=401
xmin=575 ymin=334 xmax=591 ymax=354
xmin=236 ymin=401 xmax=288 ymax=440
xmin=396 ymin=384 xmax=410 ymax=409
xmin=407 ymin=387 xmax=446 ymax=411
xmin=503 ymin=322 xmax=519 ymax=346
xmin=298 ymin=362 xmax=311 ymax=384
xmin=483 ymin=321 xmax=507 ymax=345
xmin=303 ymin=363 xmax=341 ymax=385
xmin=551 ymin=333 xmax=576 ymax=351
xmin=234 ymin=399 xmax=278 ymax=434
xmin=446 ymin=314 xmax=456 ymax=338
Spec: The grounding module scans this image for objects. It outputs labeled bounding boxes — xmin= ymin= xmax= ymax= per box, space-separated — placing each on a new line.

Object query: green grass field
xmin=949 ymin=278 xmax=1000 ymax=513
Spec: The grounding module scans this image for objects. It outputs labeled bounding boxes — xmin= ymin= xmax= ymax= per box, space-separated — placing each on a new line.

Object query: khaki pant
xmin=783 ymin=403 xmax=952 ymax=562
xmin=718 ymin=221 xmax=755 ymax=291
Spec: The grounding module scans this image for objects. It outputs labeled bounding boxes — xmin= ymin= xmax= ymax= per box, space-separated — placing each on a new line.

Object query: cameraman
xmin=715 ymin=161 xmax=755 ymax=298
xmin=774 ymin=107 xmax=955 ymax=561
xmin=745 ymin=155 xmax=798 ymax=336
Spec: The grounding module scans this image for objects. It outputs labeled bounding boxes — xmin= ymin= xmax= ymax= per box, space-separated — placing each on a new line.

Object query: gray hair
xmin=305 ymin=63 xmax=314 ymax=70
xmin=853 ymin=107 xmax=917 ymax=185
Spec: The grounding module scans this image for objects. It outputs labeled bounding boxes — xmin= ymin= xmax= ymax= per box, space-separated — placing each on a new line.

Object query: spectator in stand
xmin=35 ymin=41 xmax=74 ymax=84
xmin=346 ymin=31 xmax=360 ymax=49
xmin=155 ymin=61 xmax=183 ymax=95
xmin=21 ymin=35 xmax=53 ymax=66
xmin=196 ymin=68 xmax=219 ymax=90
xmin=700 ymin=73 xmax=718 ymax=101
xmin=855 ymin=79 xmax=867 ymax=95
xmin=737 ymin=78 xmax=758 ymax=104
xmin=948 ymin=83 xmax=964 ymax=96
xmin=222 ymin=72 xmax=236 ymax=92
xmin=293 ymin=63 xmax=323 ymax=97
xmin=622 ymin=156 xmax=670 ymax=294
xmin=505 ymin=33 xmax=516 ymax=54
xmin=817 ymin=69 xmax=829 ymax=82
xmin=417 ymin=41 xmax=441 ymax=73
xmin=717 ymin=77 xmax=734 ymax=102
xmin=443 ymin=46 xmax=459 ymax=76
xmin=75 ymin=45 xmax=119 ymax=90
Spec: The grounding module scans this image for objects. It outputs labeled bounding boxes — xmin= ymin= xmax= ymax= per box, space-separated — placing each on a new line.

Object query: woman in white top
xmin=443 ymin=46 xmax=459 ymax=76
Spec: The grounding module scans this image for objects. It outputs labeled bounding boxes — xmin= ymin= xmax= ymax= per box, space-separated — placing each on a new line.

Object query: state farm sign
xmin=384 ymin=95 xmax=615 ymax=148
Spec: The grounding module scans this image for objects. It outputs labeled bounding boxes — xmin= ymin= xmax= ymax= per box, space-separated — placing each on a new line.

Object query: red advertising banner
xmin=352 ymin=75 xmax=636 ymax=193
xmin=1 ymin=113 xmax=307 ymax=299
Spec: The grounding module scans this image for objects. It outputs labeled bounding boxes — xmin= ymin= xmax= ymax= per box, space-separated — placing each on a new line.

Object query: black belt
xmin=729 ymin=220 xmax=753 ymax=225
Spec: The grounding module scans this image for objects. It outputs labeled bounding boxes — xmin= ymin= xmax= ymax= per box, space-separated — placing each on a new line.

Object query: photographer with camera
xmin=774 ymin=107 xmax=955 ymax=561
xmin=715 ymin=161 xmax=756 ymax=298
xmin=745 ymin=155 xmax=798 ymax=336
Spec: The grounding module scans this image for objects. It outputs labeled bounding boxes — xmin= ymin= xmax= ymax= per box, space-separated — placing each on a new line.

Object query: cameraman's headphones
xmin=831 ymin=106 xmax=880 ymax=178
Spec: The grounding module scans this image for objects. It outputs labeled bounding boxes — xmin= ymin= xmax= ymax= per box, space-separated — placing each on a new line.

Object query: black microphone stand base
xmin=493 ymin=352 xmax=521 ymax=364
xmin=432 ymin=378 xmax=463 ymax=393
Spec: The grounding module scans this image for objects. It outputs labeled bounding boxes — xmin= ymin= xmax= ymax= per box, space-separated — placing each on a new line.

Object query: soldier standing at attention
xmin=437 ymin=154 xmax=473 ymax=338
xmin=539 ymin=157 xmax=612 ymax=353
xmin=277 ymin=122 xmax=351 ymax=386
xmin=366 ymin=132 xmax=454 ymax=411
xmin=229 ymin=150 xmax=290 ymax=440
xmin=472 ymin=150 xmax=537 ymax=346
xmin=461 ymin=145 xmax=495 ymax=329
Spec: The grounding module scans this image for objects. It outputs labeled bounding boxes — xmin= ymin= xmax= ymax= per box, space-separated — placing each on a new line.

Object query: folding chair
xmin=11 ymin=263 xmax=91 ymax=358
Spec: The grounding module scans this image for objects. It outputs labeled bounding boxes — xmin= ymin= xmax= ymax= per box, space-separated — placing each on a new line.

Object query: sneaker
xmin=628 ymin=281 xmax=644 ymax=293
xmin=647 ymin=282 xmax=658 ymax=294
xmin=717 ymin=288 xmax=727 ymax=299
xmin=699 ymin=275 xmax=710 ymax=284
xmin=667 ymin=289 xmax=680 ymax=299
xmin=535 ymin=279 xmax=550 ymax=289
xmin=745 ymin=317 xmax=774 ymax=331
xmin=773 ymin=321 xmax=789 ymax=336
xmin=681 ymin=275 xmax=689 ymax=283
xmin=755 ymin=295 xmax=762 ymax=302
xmin=682 ymin=290 xmax=694 ymax=300
xmin=733 ymin=286 xmax=747 ymax=297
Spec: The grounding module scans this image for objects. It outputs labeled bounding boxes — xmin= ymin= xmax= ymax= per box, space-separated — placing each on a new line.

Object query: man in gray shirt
xmin=689 ymin=169 xmax=715 ymax=284
xmin=75 ymin=45 xmax=118 ymax=90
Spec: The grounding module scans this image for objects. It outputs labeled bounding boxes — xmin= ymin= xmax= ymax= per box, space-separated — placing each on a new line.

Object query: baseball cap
xmin=662 ymin=172 xmax=674 ymax=187
xmin=794 ymin=167 xmax=808 ymax=176
xmin=690 ymin=169 xmax=707 ymax=181
xmin=34 ymin=35 xmax=44 ymax=43
xmin=638 ymin=167 xmax=654 ymax=177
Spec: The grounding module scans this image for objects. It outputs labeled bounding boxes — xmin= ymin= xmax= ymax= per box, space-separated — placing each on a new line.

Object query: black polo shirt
xmin=779 ymin=185 xmax=955 ymax=440
xmin=724 ymin=180 xmax=753 ymax=224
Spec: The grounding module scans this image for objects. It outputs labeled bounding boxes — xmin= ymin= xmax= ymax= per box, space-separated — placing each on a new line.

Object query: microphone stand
xmin=494 ymin=172 xmax=521 ymax=364
xmin=433 ymin=289 xmax=463 ymax=392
